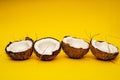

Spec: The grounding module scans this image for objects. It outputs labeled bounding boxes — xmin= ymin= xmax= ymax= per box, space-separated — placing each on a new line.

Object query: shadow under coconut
xmin=5 ymin=51 xmax=34 ymax=62
xmin=64 ymin=55 xmax=89 ymax=61
xmin=64 ymin=53 xmax=120 ymax=65
xmin=34 ymin=55 xmax=60 ymax=62
xmin=8 ymin=57 xmax=33 ymax=62
xmin=91 ymin=56 xmax=120 ymax=65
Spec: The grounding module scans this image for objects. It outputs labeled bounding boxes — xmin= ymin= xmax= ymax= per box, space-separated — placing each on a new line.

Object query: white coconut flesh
xmin=63 ymin=37 xmax=89 ymax=49
xmin=91 ymin=40 xmax=118 ymax=53
xmin=6 ymin=40 xmax=33 ymax=53
xmin=34 ymin=38 xmax=60 ymax=55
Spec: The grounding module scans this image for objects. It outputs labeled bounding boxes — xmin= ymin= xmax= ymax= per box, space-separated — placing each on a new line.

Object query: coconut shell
xmin=90 ymin=41 xmax=119 ymax=61
xmin=61 ymin=41 xmax=89 ymax=59
xmin=5 ymin=37 xmax=33 ymax=60
xmin=34 ymin=38 xmax=61 ymax=61
xmin=34 ymin=47 xmax=61 ymax=61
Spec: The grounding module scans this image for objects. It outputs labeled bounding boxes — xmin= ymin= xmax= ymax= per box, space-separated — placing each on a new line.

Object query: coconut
xmin=61 ymin=36 xmax=89 ymax=59
xmin=5 ymin=37 xmax=33 ymax=60
xmin=34 ymin=38 xmax=61 ymax=61
xmin=90 ymin=40 xmax=119 ymax=60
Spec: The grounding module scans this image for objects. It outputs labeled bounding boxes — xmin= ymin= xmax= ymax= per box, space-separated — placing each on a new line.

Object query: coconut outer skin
xmin=34 ymin=38 xmax=61 ymax=61
xmin=34 ymin=47 xmax=61 ymax=61
xmin=5 ymin=37 xmax=33 ymax=60
xmin=90 ymin=41 xmax=119 ymax=61
xmin=61 ymin=41 xmax=89 ymax=59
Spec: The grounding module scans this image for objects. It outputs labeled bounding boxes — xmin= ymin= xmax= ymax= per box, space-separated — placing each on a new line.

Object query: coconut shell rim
xmin=61 ymin=41 xmax=89 ymax=50
xmin=34 ymin=45 xmax=61 ymax=56
xmin=34 ymin=37 xmax=61 ymax=56
xmin=90 ymin=44 xmax=119 ymax=55
xmin=63 ymin=36 xmax=89 ymax=42
xmin=5 ymin=37 xmax=34 ymax=54
xmin=90 ymin=40 xmax=119 ymax=54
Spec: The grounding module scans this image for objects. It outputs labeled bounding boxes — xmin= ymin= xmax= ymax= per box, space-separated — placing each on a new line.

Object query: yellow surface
xmin=0 ymin=0 xmax=120 ymax=80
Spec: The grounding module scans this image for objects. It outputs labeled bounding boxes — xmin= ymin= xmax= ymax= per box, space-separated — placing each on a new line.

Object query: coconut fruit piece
xmin=90 ymin=40 xmax=119 ymax=61
xmin=34 ymin=38 xmax=61 ymax=61
xmin=5 ymin=37 xmax=33 ymax=60
xmin=61 ymin=36 xmax=89 ymax=59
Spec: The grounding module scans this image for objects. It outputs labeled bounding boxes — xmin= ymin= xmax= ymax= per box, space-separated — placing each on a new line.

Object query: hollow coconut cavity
xmin=61 ymin=36 xmax=89 ymax=59
xmin=90 ymin=40 xmax=119 ymax=60
xmin=34 ymin=38 xmax=61 ymax=61
xmin=5 ymin=37 xmax=33 ymax=60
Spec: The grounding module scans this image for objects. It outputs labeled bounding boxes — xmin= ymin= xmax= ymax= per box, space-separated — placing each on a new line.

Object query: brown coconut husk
xmin=34 ymin=37 xmax=61 ymax=61
xmin=90 ymin=41 xmax=119 ymax=61
xmin=61 ymin=36 xmax=89 ymax=59
xmin=5 ymin=37 xmax=33 ymax=60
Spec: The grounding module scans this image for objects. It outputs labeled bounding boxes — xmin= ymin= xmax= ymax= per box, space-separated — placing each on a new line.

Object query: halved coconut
xmin=61 ymin=36 xmax=89 ymax=59
xmin=34 ymin=38 xmax=61 ymax=61
xmin=90 ymin=40 xmax=119 ymax=60
xmin=5 ymin=37 xmax=33 ymax=60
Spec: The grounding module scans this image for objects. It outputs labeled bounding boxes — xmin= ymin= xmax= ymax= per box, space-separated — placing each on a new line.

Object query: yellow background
xmin=0 ymin=0 xmax=120 ymax=80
